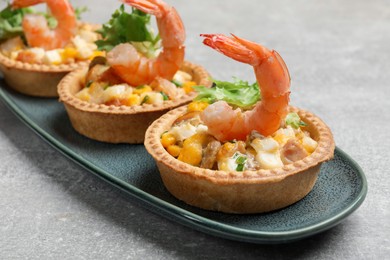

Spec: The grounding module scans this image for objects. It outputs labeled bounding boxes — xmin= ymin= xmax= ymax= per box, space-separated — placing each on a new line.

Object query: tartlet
xmin=0 ymin=22 xmax=100 ymax=97
xmin=0 ymin=53 xmax=87 ymax=97
xmin=58 ymin=61 xmax=211 ymax=143
xmin=0 ymin=1 xmax=100 ymax=97
xmin=145 ymin=105 xmax=335 ymax=214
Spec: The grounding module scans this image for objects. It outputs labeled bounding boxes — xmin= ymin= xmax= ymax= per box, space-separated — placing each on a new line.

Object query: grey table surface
xmin=0 ymin=0 xmax=389 ymax=259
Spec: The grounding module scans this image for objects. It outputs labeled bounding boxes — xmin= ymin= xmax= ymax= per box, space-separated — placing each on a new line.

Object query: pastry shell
xmin=58 ymin=61 xmax=212 ymax=143
xmin=0 ymin=51 xmax=87 ymax=97
xmin=144 ymin=106 xmax=335 ymax=214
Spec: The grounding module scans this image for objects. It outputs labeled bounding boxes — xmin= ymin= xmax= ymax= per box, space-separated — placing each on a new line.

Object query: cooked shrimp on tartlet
xmin=58 ymin=0 xmax=211 ymax=143
xmin=0 ymin=0 xmax=101 ymax=97
xmin=144 ymin=34 xmax=334 ymax=213
xmin=73 ymin=0 xmax=203 ymax=107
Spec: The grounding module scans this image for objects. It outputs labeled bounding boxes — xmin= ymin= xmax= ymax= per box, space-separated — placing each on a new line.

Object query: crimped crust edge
xmin=58 ymin=60 xmax=212 ymax=115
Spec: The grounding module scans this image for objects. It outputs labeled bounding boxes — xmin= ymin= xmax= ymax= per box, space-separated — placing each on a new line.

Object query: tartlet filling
xmin=161 ymin=101 xmax=318 ymax=171
xmin=0 ymin=24 xmax=101 ymax=65
xmin=75 ymin=65 xmax=196 ymax=106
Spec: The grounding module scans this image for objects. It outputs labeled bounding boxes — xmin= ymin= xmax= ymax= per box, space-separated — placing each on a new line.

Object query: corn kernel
xmin=167 ymin=145 xmax=181 ymax=157
xmin=123 ymin=94 xmax=141 ymax=106
xmin=161 ymin=133 xmax=176 ymax=148
xmin=187 ymin=101 xmax=209 ymax=112
xmin=178 ymin=142 xmax=202 ymax=166
xmin=223 ymin=142 xmax=236 ymax=152
xmin=133 ymin=85 xmax=152 ymax=95
xmin=182 ymin=81 xmax=196 ymax=93
xmin=273 ymin=133 xmax=287 ymax=145
xmin=62 ymin=47 xmax=78 ymax=60
xmin=189 ymin=133 xmax=212 ymax=146
xmin=176 ymin=133 xmax=212 ymax=166
xmin=89 ymin=50 xmax=105 ymax=60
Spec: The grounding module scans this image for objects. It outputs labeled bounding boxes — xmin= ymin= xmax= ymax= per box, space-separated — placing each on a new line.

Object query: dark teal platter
xmin=0 ymin=82 xmax=367 ymax=244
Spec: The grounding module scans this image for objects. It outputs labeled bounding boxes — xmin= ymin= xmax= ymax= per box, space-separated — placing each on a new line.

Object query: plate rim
xmin=0 ymin=86 xmax=368 ymax=244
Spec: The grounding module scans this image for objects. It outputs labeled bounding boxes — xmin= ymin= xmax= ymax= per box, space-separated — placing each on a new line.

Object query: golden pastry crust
xmin=0 ymin=51 xmax=87 ymax=97
xmin=58 ymin=61 xmax=212 ymax=143
xmin=144 ymin=106 xmax=335 ymax=214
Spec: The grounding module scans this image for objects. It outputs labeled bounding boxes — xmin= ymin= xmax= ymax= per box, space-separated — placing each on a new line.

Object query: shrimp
xmin=12 ymin=0 xmax=77 ymax=50
xmin=150 ymin=77 xmax=178 ymax=100
xmin=200 ymin=34 xmax=290 ymax=141
xmin=106 ymin=0 xmax=185 ymax=87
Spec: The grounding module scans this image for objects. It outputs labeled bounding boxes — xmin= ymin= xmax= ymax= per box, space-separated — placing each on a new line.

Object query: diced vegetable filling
xmin=161 ymin=101 xmax=318 ymax=171
xmin=0 ymin=24 xmax=101 ymax=65
xmin=75 ymin=69 xmax=196 ymax=106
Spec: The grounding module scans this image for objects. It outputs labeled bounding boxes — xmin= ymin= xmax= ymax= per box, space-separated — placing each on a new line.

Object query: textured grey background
xmin=1 ymin=0 xmax=389 ymax=259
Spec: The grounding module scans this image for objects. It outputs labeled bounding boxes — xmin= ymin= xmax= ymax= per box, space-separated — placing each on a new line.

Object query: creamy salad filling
xmin=0 ymin=24 xmax=102 ymax=65
xmin=161 ymin=101 xmax=318 ymax=171
xmin=75 ymin=68 xmax=196 ymax=106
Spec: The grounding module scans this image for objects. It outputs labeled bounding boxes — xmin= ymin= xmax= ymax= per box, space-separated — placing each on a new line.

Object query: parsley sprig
xmin=95 ymin=5 xmax=160 ymax=57
xmin=234 ymin=153 xmax=247 ymax=172
xmin=285 ymin=112 xmax=307 ymax=129
xmin=0 ymin=5 xmax=33 ymax=41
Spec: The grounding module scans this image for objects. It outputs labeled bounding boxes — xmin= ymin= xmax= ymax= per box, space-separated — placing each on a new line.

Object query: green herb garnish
xmin=235 ymin=155 xmax=247 ymax=165
xmin=236 ymin=164 xmax=245 ymax=172
xmin=285 ymin=112 xmax=307 ymax=129
xmin=171 ymin=79 xmax=182 ymax=87
xmin=160 ymin=91 xmax=169 ymax=100
xmin=234 ymin=153 xmax=247 ymax=172
xmin=95 ymin=4 xmax=160 ymax=56
xmin=86 ymin=80 xmax=93 ymax=88
xmin=141 ymin=95 xmax=150 ymax=105
xmin=194 ymin=77 xmax=261 ymax=110
xmin=0 ymin=5 xmax=33 ymax=41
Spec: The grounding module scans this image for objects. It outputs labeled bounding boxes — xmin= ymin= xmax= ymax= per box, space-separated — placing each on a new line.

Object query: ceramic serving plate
xmin=0 ymin=82 xmax=367 ymax=244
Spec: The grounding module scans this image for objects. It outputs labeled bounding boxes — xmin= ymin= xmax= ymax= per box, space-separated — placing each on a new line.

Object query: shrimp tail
xmin=201 ymin=33 xmax=271 ymax=66
xmin=12 ymin=0 xmax=45 ymax=9
xmin=122 ymin=0 xmax=162 ymax=17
